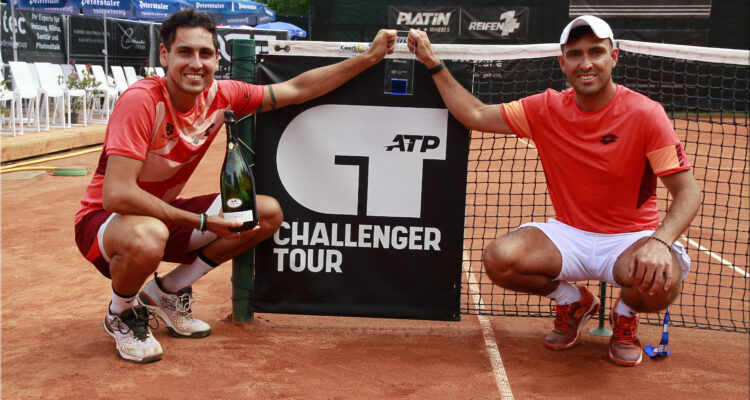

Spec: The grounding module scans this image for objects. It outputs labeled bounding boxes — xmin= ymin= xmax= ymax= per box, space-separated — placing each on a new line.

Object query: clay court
xmin=1 ymin=123 xmax=748 ymax=399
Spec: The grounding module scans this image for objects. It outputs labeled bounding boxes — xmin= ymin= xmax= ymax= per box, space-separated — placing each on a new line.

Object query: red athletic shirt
xmin=75 ymin=77 xmax=263 ymax=224
xmin=501 ymin=85 xmax=691 ymax=233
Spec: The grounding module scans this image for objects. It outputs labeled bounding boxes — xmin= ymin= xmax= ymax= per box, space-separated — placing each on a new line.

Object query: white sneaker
xmin=138 ymin=275 xmax=212 ymax=338
xmin=103 ymin=304 xmax=163 ymax=363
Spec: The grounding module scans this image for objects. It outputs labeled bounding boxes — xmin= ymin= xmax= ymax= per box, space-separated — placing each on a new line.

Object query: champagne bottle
xmin=220 ymin=110 xmax=258 ymax=232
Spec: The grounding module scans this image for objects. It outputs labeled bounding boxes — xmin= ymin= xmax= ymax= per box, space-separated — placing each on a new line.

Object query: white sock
xmin=110 ymin=288 xmax=139 ymax=314
xmin=546 ymin=281 xmax=582 ymax=305
xmin=615 ymin=299 xmax=637 ymax=317
xmin=161 ymin=253 xmax=216 ymax=293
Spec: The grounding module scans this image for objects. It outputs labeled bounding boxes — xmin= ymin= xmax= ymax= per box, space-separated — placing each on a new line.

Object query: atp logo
xmin=276 ymin=105 xmax=448 ymax=218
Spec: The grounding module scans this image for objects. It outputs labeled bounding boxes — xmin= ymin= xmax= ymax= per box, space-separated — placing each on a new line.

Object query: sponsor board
xmin=253 ymin=56 xmax=471 ymax=320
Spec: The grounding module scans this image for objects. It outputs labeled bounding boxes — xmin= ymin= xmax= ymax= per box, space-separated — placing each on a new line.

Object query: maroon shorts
xmin=74 ymin=194 xmax=219 ymax=279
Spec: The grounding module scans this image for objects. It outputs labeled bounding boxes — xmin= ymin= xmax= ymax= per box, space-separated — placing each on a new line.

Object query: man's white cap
xmin=559 ymin=15 xmax=614 ymax=45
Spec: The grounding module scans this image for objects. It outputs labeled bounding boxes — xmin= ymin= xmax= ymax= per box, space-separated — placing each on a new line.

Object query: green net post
xmin=230 ymin=39 xmax=256 ymax=323
xmin=589 ymin=282 xmax=612 ymax=336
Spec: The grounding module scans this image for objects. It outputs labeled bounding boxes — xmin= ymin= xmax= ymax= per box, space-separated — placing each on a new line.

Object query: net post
xmin=230 ymin=39 xmax=256 ymax=323
xmin=589 ymin=282 xmax=612 ymax=336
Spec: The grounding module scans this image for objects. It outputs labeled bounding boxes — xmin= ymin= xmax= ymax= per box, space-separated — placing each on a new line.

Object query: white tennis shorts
xmin=519 ymin=218 xmax=691 ymax=287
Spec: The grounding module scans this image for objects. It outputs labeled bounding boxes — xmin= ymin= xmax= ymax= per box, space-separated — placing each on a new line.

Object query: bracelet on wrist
xmin=427 ymin=61 xmax=445 ymax=75
xmin=198 ymin=213 xmax=208 ymax=233
xmin=649 ymin=236 xmax=672 ymax=250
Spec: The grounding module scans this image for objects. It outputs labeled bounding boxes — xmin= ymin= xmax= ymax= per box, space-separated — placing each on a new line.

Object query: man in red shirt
xmin=408 ymin=15 xmax=700 ymax=366
xmin=75 ymin=8 xmax=396 ymax=363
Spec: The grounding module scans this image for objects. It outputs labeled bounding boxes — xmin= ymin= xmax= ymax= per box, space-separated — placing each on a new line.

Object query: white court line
xmin=463 ymin=252 xmax=514 ymax=400
xmin=680 ymin=235 xmax=749 ymax=278
xmin=516 ymin=138 xmax=536 ymax=149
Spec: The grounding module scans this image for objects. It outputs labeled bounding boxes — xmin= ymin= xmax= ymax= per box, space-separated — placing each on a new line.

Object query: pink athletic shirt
xmin=501 ymin=84 xmax=691 ymax=233
xmin=75 ymin=77 xmax=264 ymax=224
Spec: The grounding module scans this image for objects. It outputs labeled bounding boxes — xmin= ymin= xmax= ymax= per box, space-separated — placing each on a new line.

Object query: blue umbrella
xmin=187 ymin=0 xmax=274 ymax=26
xmin=132 ymin=0 xmax=192 ymax=22
xmin=255 ymin=21 xmax=306 ymax=40
xmin=14 ymin=0 xmax=78 ymax=15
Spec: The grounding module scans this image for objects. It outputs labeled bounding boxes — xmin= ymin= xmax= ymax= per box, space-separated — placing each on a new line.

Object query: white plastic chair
xmin=154 ymin=67 xmax=165 ymax=77
xmin=77 ymin=64 xmax=117 ymax=122
xmin=110 ymin=65 xmax=130 ymax=94
xmin=123 ymin=66 xmax=141 ymax=86
xmin=47 ymin=63 xmax=87 ymax=128
xmin=0 ymin=69 xmax=18 ymax=136
xmin=8 ymin=61 xmax=40 ymax=133
xmin=33 ymin=62 xmax=66 ymax=131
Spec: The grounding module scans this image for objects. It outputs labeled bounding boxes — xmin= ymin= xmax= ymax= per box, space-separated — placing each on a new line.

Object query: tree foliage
xmin=265 ymin=0 xmax=310 ymax=16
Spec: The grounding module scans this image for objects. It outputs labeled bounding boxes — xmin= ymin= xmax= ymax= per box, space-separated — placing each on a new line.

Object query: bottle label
xmin=226 ymin=198 xmax=243 ymax=208
xmin=224 ymin=210 xmax=254 ymax=222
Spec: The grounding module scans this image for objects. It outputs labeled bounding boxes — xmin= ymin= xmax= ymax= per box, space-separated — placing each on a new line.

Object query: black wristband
xmin=649 ymin=236 xmax=672 ymax=250
xmin=427 ymin=61 xmax=445 ymax=75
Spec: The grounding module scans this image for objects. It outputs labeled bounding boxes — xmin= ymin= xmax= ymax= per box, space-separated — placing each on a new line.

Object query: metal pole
xmin=229 ymin=39 xmax=256 ymax=323
xmin=589 ymin=282 xmax=613 ymax=336
xmin=10 ymin=0 xmax=18 ymax=61
xmin=103 ymin=11 xmax=108 ymax=74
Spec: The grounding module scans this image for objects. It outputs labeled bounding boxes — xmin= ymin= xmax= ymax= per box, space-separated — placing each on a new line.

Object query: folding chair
xmin=8 ymin=61 xmax=40 ymax=133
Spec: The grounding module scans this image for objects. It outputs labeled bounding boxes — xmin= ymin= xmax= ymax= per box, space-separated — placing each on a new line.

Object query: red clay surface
xmin=2 ymin=131 xmax=748 ymax=399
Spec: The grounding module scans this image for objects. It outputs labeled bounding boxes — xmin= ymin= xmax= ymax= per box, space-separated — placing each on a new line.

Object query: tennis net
xmin=259 ymin=38 xmax=748 ymax=332
xmin=458 ymin=40 xmax=749 ymax=333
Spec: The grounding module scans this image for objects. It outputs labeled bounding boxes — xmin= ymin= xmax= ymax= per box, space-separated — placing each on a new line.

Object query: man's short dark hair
xmin=563 ymin=25 xmax=613 ymax=51
xmin=567 ymin=25 xmax=595 ymax=44
xmin=160 ymin=8 xmax=219 ymax=51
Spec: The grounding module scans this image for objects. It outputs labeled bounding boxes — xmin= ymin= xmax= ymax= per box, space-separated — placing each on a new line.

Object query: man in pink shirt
xmin=408 ymin=15 xmax=700 ymax=366
xmin=75 ymin=8 xmax=396 ymax=363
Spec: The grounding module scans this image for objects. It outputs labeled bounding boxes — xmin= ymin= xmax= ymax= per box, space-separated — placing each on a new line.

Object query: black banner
xmin=1 ymin=7 xmax=65 ymax=63
xmin=69 ymin=15 xmax=150 ymax=69
xmin=69 ymin=15 xmax=105 ymax=65
xmin=460 ymin=7 xmax=528 ymax=40
xmin=253 ymin=57 xmax=471 ymax=320
xmin=110 ymin=19 xmax=150 ymax=68
xmin=388 ymin=6 xmax=459 ymax=42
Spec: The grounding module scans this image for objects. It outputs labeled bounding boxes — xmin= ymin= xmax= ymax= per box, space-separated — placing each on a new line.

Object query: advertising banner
xmin=388 ymin=5 xmax=459 ymax=42
xmin=253 ymin=56 xmax=471 ymax=320
xmin=389 ymin=5 xmax=528 ymax=41
xmin=460 ymin=7 xmax=528 ymax=40
xmin=69 ymin=15 xmax=149 ymax=67
xmin=1 ymin=7 xmax=65 ymax=63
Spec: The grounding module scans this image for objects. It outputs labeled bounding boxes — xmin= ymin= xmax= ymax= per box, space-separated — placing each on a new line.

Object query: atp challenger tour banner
xmin=253 ymin=55 xmax=471 ymax=320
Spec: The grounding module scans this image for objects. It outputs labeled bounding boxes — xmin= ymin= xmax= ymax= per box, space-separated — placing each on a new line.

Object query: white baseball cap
xmin=559 ymin=15 xmax=614 ymax=45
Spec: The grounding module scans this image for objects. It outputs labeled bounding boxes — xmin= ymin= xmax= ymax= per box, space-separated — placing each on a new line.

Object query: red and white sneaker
xmin=544 ymin=285 xmax=600 ymax=350
xmin=609 ymin=299 xmax=643 ymax=366
xmin=138 ymin=274 xmax=211 ymax=338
